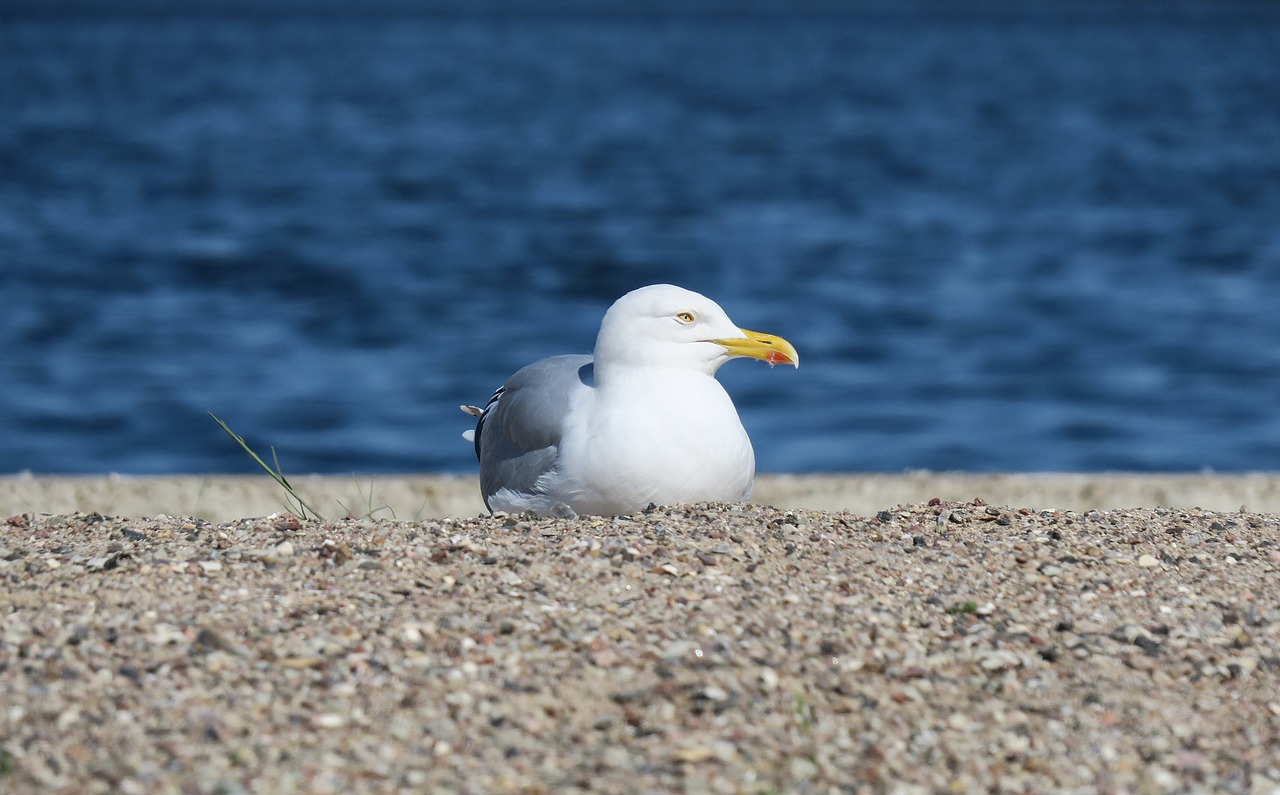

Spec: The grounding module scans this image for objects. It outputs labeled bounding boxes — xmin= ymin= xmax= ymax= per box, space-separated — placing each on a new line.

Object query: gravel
xmin=3 ymin=500 xmax=1279 ymax=793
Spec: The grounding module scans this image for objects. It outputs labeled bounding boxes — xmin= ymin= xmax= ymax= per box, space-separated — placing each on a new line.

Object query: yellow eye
xmin=675 ymin=311 xmax=695 ymax=324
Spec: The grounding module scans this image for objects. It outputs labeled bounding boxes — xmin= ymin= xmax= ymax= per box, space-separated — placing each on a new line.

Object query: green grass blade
xmin=209 ymin=412 xmax=324 ymax=520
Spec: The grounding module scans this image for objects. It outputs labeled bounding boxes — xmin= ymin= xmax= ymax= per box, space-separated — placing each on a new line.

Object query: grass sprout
xmin=336 ymin=476 xmax=396 ymax=521
xmin=209 ymin=412 xmax=324 ymax=521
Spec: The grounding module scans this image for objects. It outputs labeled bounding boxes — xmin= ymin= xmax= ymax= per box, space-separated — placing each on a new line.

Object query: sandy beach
xmin=4 ymin=472 xmax=1280 ymax=522
xmin=2 ymin=475 xmax=1279 ymax=793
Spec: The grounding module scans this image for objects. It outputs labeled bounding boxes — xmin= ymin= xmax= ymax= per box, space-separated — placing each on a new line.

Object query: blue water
xmin=2 ymin=2 xmax=1280 ymax=475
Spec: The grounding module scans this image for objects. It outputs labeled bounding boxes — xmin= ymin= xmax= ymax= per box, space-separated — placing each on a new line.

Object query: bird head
xmin=593 ymin=284 xmax=798 ymax=375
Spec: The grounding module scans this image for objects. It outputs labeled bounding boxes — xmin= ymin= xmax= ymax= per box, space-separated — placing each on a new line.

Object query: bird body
xmin=463 ymin=285 xmax=797 ymax=517
xmin=561 ymin=364 xmax=756 ymax=516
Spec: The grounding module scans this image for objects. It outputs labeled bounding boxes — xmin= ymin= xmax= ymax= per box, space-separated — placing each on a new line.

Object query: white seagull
xmin=461 ymin=284 xmax=798 ymax=517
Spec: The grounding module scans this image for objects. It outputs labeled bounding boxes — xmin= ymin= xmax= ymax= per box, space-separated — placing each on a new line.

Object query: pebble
xmin=1 ymin=502 xmax=1278 ymax=793
xmin=84 ymin=555 xmax=117 ymax=572
xmin=311 ymin=713 xmax=346 ymax=729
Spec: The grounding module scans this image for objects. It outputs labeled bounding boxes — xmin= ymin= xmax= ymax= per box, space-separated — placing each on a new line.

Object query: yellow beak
xmin=712 ymin=328 xmax=799 ymax=367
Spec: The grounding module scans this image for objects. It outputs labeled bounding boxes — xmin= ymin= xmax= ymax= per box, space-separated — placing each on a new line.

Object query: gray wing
xmin=472 ymin=354 xmax=594 ymax=511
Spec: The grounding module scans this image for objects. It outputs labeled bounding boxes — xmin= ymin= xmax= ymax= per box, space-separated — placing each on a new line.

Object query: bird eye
xmin=675 ymin=311 xmax=696 ymax=324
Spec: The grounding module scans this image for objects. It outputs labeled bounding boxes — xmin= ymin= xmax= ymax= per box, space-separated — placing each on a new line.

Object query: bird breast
xmin=564 ymin=370 xmax=756 ymax=511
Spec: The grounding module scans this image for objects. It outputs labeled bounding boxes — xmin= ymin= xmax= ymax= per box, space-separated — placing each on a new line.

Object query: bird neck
xmin=593 ymin=362 xmax=718 ymax=395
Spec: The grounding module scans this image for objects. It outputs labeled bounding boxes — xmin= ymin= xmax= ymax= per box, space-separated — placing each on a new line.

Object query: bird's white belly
xmin=559 ymin=377 xmax=755 ymax=515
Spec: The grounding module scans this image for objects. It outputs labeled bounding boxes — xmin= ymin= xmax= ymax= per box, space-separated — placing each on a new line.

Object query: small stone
xmin=311 ymin=713 xmax=345 ymax=729
xmin=789 ymin=757 xmax=818 ymax=780
xmin=194 ymin=626 xmax=247 ymax=657
xmin=672 ymin=746 xmax=713 ymax=763
xmin=85 ymin=555 xmax=119 ymax=572
xmin=245 ymin=541 xmax=295 ymax=564
xmin=1137 ymin=554 xmax=1160 ymax=567
xmin=709 ymin=741 xmax=738 ymax=762
xmin=601 ymin=746 xmax=632 ymax=768
xmin=702 ymin=686 xmax=728 ymax=701
xmin=151 ymin=623 xmax=187 ymax=646
xmin=760 ymin=667 xmax=779 ymax=691
xmin=979 ymin=650 xmax=1021 ymax=671
xmin=1225 ymin=656 xmax=1257 ymax=677
xmin=591 ymin=645 xmax=620 ymax=668
xmin=319 ymin=539 xmax=353 ymax=564
xmin=661 ymin=641 xmax=700 ymax=659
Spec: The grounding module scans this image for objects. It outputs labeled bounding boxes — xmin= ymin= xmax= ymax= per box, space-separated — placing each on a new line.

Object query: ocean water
xmin=2 ymin=2 xmax=1279 ymax=475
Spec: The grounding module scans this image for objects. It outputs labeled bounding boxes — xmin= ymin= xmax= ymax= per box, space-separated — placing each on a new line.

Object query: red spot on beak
xmin=764 ymin=350 xmax=792 ymax=366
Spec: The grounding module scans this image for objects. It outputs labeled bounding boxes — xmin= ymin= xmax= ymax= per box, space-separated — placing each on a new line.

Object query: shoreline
xmin=2 ymin=471 xmax=1279 ymax=521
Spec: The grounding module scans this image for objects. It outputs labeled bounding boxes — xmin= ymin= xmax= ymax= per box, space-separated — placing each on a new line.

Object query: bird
xmin=460 ymin=284 xmax=798 ymax=517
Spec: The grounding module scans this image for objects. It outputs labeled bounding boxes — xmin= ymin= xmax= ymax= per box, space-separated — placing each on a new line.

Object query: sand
xmin=3 ymin=472 xmax=1280 ymax=522
xmin=2 ymin=475 xmax=1279 ymax=793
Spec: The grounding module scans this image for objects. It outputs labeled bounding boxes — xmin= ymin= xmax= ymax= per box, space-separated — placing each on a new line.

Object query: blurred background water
xmin=2 ymin=0 xmax=1279 ymax=475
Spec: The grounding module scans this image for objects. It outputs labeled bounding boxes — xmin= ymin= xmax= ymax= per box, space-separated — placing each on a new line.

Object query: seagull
xmin=461 ymin=284 xmax=798 ymax=517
